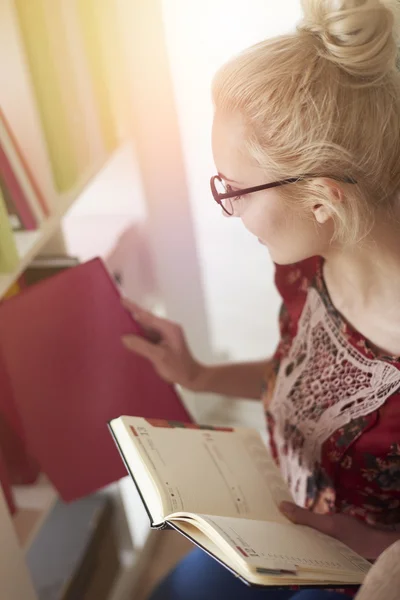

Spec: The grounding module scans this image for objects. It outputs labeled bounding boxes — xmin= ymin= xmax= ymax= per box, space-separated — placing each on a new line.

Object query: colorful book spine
xmin=76 ymin=0 xmax=119 ymax=153
xmin=0 ymin=178 xmax=23 ymax=231
xmin=1 ymin=0 xmax=57 ymax=213
xmin=59 ymin=0 xmax=107 ymax=166
xmin=0 ymin=185 xmax=19 ymax=272
xmin=44 ymin=0 xmax=92 ymax=173
xmin=1 ymin=111 xmax=49 ymax=218
xmin=14 ymin=0 xmax=80 ymax=192
xmin=0 ymin=138 xmax=37 ymax=230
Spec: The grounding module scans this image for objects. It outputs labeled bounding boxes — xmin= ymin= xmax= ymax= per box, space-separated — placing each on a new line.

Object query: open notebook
xmin=109 ymin=416 xmax=371 ymax=588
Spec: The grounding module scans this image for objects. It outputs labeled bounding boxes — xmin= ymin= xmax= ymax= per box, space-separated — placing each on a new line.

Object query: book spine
xmin=14 ymin=0 xmax=80 ymax=192
xmin=42 ymin=0 xmax=91 ymax=175
xmin=0 ymin=142 xmax=37 ymax=230
xmin=0 ymin=184 xmax=20 ymax=273
xmin=0 ymin=111 xmax=49 ymax=218
xmin=0 ymin=114 xmax=45 ymax=225
xmin=76 ymin=0 xmax=119 ymax=153
xmin=0 ymin=0 xmax=57 ymax=214
xmin=59 ymin=0 xmax=106 ymax=167
xmin=0 ymin=178 xmax=24 ymax=231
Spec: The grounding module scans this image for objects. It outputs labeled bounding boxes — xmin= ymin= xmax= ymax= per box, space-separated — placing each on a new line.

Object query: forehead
xmin=212 ymin=111 xmax=258 ymax=182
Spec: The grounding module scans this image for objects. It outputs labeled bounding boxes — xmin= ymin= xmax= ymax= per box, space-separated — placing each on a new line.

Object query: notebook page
xmin=169 ymin=519 xmax=366 ymax=586
xmin=168 ymin=520 xmax=296 ymax=586
xmin=116 ymin=416 xmax=293 ymax=521
xmin=193 ymin=514 xmax=369 ymax=580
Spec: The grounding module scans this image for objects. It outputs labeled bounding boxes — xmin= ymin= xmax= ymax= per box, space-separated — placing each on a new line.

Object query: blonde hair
xmin=212 ymin=0 xmax=400 ymax=244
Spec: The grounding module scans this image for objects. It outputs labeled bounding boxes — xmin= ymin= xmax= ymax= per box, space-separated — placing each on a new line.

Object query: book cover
xmin=0 ymin=258 xmax=192 ymax=501
xmin=0 ymin=276 xmax=39 ymax=487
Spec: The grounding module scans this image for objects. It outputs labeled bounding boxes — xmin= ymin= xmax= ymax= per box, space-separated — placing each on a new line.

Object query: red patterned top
xmin=262 ymin=256 xmax=400 ymax=527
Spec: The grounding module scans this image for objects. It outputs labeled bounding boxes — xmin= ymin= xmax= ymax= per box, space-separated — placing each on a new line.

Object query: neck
xmin=323 ymin=218 xmax=400 ymax=313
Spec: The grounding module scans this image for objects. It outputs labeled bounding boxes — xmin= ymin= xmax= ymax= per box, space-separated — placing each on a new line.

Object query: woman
xmin=122 ymin=0 xmax=400 ymax=597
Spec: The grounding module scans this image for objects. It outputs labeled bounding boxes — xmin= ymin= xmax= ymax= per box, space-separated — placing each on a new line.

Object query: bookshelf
xmin=12 ymin=475 xmax=57 ymax=552
xmin=1 ymin=1 xmax=213 ymax=597
xmin=1 ymin=148 xmax=114 ymax=547
xmin=0 ymin=153 xmax=111 ymax=298
xmin=0 ymin=487 xmax=37 ymax=600
xmin=0 ymin=148 xmax=120 ymax=599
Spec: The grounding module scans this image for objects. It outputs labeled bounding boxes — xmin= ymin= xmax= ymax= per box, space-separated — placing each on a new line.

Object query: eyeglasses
xmin=210 ymin=173 xmax=357 ymax=216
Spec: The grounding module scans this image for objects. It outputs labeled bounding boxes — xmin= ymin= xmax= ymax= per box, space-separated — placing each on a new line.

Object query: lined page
xmin=114 ymin=416 xmax=293 ymax=521
xmin=195 ymin=514 xmax=370 ymax=578
xmin=170 ymin=518 xmax=368 ymax=586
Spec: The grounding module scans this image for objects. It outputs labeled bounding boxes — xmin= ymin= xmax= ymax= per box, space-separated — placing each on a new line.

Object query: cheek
xmin=241 ymin=198 xmax=287 ymax=242
xmin=240 ymin=199 xmax=330 ymax=264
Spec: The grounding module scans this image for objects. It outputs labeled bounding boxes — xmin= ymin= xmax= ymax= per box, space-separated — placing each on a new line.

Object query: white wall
xmin=65 ymin=1 xmax=304 ymax=364
xmin=161 ymin=1 xmax=302 ymax=361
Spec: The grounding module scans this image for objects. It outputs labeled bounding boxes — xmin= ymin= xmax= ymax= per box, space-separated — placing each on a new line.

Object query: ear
xmin=311 ymin=178 xmax=345 ymax=225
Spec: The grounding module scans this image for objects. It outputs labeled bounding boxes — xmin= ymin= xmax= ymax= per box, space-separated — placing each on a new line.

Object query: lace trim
xmin=269 ymin=287 xmax=400 ymax=506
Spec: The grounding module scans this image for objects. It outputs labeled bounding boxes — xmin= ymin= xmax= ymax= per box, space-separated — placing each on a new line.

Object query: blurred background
xmin=62 ymin=0 xmax=302 ymax=424
xmin=0 ymin=1 xmax=302 ymax=598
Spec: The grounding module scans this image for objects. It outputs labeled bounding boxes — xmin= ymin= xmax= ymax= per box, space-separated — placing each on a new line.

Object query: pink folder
xmin=0 ymin=258 xmax=192 ymax=501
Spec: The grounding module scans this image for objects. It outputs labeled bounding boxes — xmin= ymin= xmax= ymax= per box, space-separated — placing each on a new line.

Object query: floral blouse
xmin=262 ymin=256 xmax=400 ymax=528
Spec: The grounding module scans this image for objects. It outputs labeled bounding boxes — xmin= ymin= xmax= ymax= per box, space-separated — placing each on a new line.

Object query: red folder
xmin=0 ymin=276 xmax=40 ymax=485
xmin=0 ymin=353 xmax=40 ymax=485
xmin=0 ymin=258 xmax=192 ymax=501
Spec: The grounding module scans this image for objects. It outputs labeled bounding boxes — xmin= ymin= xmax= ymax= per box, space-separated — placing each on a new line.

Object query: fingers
xmin=140 ymin=327 xmax=163 ymax=345
xmin=279 ymin=502 xmax=335 ymax=536
xmin=121 ymin=334 xmax=163 ymax=363
xmin=121 ymin=298 xmax=174 ymax=338
xmin=121 ymin=297 xmax=142 ymax=316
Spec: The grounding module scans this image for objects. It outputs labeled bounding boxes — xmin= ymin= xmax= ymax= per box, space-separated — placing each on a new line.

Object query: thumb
xmin=279 ymin=502 xmax=335 ymax=536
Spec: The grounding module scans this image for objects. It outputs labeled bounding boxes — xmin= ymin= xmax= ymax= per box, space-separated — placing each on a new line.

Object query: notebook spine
xmin=107 ymin=422 xmax=159 ymax=528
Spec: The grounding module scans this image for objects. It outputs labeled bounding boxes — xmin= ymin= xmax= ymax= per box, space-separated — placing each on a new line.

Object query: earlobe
xmin=313 ymin=204 xmax=331 ymax=224
xmin=312 ymin=178 xmax=345 ymax=225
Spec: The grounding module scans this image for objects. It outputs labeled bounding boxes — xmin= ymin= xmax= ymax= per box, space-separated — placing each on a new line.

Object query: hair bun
xmin=300 ymin=0 xmax=400 ymax=79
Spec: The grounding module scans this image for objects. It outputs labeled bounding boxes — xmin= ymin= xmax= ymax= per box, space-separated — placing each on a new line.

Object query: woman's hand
xmin=280 ymin=502 xmax=399 ymax=561
xmin=121 ymin=299 xmax=204 ymax=390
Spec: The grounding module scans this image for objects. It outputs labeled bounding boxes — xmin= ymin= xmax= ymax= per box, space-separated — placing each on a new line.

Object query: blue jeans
xmin=148 ymin=548 xmax=351 ymax=600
